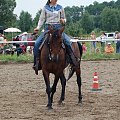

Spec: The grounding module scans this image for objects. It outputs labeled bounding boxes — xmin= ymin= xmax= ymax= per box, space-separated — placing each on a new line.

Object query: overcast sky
xmin=14 ymin=0 xmax=115 ymax=18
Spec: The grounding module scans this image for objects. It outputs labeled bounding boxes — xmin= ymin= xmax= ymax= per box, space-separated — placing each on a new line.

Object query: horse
xmin=40 ymin=26 xmax=66 ymax=109
xmin=39 ymin=26 xmax=82 ymax=109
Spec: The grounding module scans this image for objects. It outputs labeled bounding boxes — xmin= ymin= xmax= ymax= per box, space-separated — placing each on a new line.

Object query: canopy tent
xmin=4 ymin=27 xmax=21 ymax=32
xmin=4 ymin=27 xmax=21 ymax=40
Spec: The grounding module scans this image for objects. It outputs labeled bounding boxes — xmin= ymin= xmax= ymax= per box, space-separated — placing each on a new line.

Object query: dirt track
xmin=0 ymin=60 xmax=120 ymax=120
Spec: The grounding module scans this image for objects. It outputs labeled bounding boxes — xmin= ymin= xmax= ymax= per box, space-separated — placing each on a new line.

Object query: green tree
xmin=64 ymin=6 xmax=84 ymax=25
xmin=65 ymin=21 xmax=82 ymax=37
xmin=81 ymin=11 xmax=94 ymax=34
xmin=18 ymin=11 xmax=32 ymax=32
xmin=115 ymin=0 xmax=120 ymax=9
xmin=0 ymin=0 xmax=16 ymax=28
xmin=101 ymin=7 xmax=119 ymax=31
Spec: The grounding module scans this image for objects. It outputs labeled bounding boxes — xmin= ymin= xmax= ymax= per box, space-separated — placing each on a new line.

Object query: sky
xmin=14 ymin=0 xmax=115 ymax=18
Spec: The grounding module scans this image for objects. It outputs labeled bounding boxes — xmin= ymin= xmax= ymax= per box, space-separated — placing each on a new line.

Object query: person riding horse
xmin=33 ymin=0 xmax=79 ymax=75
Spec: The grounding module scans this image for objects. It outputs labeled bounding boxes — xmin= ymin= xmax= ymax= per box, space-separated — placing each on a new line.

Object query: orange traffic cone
xmin=91 ymin=72 xmax=102 ymax=91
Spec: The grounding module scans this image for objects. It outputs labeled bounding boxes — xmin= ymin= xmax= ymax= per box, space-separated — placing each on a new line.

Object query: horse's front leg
xmin=59 ymin=73 xmax=66 ymax=104
xmin=51 ymin=75 xmax=59 ymax=104
xmin=76 ymin=68 xmax=82 ymax=104
xmin=43 ymin=71 xmax=52 ymax=109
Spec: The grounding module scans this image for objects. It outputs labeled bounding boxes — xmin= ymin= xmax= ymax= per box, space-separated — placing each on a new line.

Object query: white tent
xmin=4 ymin=27 xmax=21 ymax=40
xmin=4 ymin=27 xmax=21 ymax=32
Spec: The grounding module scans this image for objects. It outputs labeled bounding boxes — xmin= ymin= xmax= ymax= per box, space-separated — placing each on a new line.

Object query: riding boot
xmin=66 ymin=46 xmax=79 ymax=68
xmin=33 ymin=57 xmax=39 ymax=75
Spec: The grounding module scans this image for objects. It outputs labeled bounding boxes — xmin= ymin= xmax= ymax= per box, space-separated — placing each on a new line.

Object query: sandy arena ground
xmin=0 ymin=60 xmax=120 ymax=120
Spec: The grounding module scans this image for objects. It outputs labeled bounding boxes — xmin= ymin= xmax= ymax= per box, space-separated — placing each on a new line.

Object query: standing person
xmin=115 ymin=31 xmax=120 ymax=53
xmin=0 ymin=33 xmax=4 ymax=51
xmin=100 ymin=31 xmax=106 ymax=53
xmin=33 ymin=0 xmax=79 ymax=73
xmin=21 ymin=32 xmax=28 ymax=52
xmin=90 ymin=31 xmax=96 ymax=52
xmin=0 ymin=33 xmax=4 ymax=41
xmin=82 ymin=42 xmax=87 ymax=54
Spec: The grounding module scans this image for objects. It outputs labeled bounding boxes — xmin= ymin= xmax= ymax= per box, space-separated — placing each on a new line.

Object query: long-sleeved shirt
xmin=37 ymin=4 xmax=66 ymax=29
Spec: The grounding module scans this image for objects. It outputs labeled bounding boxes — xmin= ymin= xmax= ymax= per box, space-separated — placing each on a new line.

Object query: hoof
xmin=58 ymin=100 xmax=62 ymax=105
xmin=58 ymin=100 xmax=65 ymax=106
xmin=78 ymin=100 xmax=82 ymax=106
xmin=47 ymin=106 xmax=53 ymax=110
xmin=46 ymin=104 xmax=53 ymax=110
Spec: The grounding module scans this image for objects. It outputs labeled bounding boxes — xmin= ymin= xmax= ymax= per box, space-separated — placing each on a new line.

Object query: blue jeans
xmin=33 ymin=24 xmax=72 ymax=64
xmin=116 ymin=41 xmax=120 ymax=53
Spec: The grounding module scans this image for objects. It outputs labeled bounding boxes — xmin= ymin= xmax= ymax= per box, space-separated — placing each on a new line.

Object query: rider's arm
xmin=60 ymin=7 xmax=66 ymax=24
xmin=36 ymin=7 xmax=46 ymax=30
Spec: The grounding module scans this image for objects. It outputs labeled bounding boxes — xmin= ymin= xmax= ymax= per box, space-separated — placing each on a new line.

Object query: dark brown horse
xmin=39 ymin=26 xmax=82 ymax=109
xmin=40 ymin=26 xmax=66 ymax=109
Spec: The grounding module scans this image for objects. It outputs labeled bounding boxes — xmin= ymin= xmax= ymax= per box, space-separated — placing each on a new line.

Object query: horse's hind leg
xmin=59 ymin=73 xmax=66 ymax=104
xmin=76 ymin=68 xmax=82 ymax=104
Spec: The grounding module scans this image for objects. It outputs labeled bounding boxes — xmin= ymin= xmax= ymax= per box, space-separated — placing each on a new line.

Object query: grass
xmin=0 ymin=54 xmax=33 ymax=63
xmin=82 ymin=53 xmax=120 ymax=60
xmin=0 ymin=52 xmax=120 ymax=64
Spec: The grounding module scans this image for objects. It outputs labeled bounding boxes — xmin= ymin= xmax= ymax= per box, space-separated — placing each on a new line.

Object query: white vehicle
xmin=105 ymin=32 xmax=115 ymax=39
xmin=96 ymin=32 xmax=115 ymax=40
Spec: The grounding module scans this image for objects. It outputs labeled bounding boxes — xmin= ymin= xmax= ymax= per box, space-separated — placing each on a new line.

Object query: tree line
xmin=0 ymin=0 xmax=120 ymax=37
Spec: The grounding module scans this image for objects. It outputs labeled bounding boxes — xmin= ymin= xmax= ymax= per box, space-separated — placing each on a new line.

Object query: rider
xmin=33 ymin=0 xmax=79 ymax=74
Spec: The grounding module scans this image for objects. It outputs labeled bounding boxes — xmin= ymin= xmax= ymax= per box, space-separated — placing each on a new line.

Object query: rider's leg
xmin=62 ymin=33 xmax=79 ymax=67
xmin=33 ymin=32 xmax=45 ymax=74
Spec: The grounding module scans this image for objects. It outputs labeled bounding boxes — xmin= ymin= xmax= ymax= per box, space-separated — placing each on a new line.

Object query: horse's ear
xmin=59 ymin=26 xmax=65 ymax=34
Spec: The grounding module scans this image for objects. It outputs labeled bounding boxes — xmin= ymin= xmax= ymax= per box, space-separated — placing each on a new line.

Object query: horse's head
xmin=48 ymin=26 xmax=65 ymax=62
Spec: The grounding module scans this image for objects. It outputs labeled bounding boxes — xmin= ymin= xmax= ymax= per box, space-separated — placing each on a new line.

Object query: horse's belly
xmin=45 ymin=64 xmax=65 ymax=74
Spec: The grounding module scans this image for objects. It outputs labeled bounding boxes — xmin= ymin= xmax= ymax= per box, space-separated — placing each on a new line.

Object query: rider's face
xmin=51 ymin=0 xmax=57 ymax=4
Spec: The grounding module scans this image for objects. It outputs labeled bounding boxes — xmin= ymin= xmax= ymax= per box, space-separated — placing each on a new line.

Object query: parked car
xmin=96 ymin=32 xmax=115 ymax=40
xmin=105 ymin=32 xmax=115 ymax=39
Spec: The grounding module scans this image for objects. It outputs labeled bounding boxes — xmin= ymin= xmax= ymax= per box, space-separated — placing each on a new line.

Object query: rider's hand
xmin=60 ymin=18 xmax=65 ymax=24
xmin=33 ymin=28 xmax=39 ymax=34
xmin=34 ymin=28 xmax=39 ymax=32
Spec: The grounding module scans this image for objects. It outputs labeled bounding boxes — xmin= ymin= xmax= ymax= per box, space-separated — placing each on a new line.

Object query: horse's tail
xmin=67 ymin=65 xmax=74 ymax=81
xmin=67 ymin=42 xmax=82 ymax=81
xmin=77 ymin=41 xmax=83 ymax=57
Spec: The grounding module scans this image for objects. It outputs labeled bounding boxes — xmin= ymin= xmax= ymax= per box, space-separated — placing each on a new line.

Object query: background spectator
xmin=90 ymin=31 xmax=96 ymax=52
xmin=115 ymin=31 xmax=120 ymax=53
xmin=100 ymin=31 xmax=106 ymax=53
xmin=21 ymin=32 xmax=28 ymax=47
xmin=82 ymin=42 xmax=87 ymax=53
xmin=0 ymin=33 xmax=4 ymax=49
xmin=105 ymin=42 xmax=114 ymax=54
xmin=15 ymin=44 xmax=23 ymax=56
xmin=0 ymin=33 xmax=4 ymax=41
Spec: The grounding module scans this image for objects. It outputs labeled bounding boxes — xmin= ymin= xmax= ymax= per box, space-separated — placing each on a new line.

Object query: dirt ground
xmin=0 ymin=60 xmax=120 ymax=120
